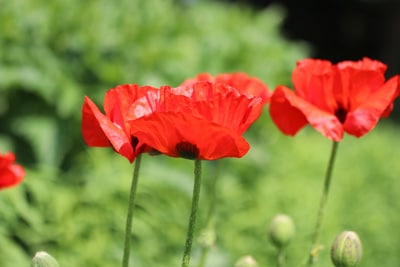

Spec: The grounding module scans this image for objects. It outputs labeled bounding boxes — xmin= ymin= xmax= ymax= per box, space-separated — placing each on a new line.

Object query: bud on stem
xmin=31 ymin=251 xmax=60 ymax=267
xmin=331 ymin=231 xmax=362 ymax=267
xmin=234 ymin=255 xmax=259 ymax=267
xmin=269 ymin=214 xmax=295 ymax=249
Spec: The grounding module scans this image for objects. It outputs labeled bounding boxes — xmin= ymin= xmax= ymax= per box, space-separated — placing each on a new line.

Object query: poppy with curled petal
xmin=269 ymin=57 xmax=400 ymax=141
xmin=129 ymin=81 xmax=268 ymax=160
xmin=82 ymin=84 xmax=159 ymax=162
xmin=0 ymin=152 xmax=24 ymax=190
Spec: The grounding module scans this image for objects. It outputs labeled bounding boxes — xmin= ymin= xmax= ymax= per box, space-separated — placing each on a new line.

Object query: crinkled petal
xmin=338 ymin=57 xmax=387 ymax=73
xmin=104 ymin=84 xmax=159 ymax=131
xmin=82 ymin=96 xmax=135 ymax=162
xmin=180 ymin=72 xmax=271 ymax=101
xmin=175 ymin=82 xmax=265 ymax=134
xmin=130 ymin=112 xmax=249 ymax=160
xmin=215 ymin=72 xmax=271 ymax=101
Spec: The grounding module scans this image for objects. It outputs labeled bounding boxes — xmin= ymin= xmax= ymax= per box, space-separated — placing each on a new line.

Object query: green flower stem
xmin=197 ymin=160 xmax=221 ymax=267
xmin=204 ymin=161 xmax=219 ymax=228
xmin=197 ymin=243 xmax=210 ymax=267
xmin=182 ymin=159 xmax=203 ymax=267
xmin=277 ymin=248 xmax=286 ymax=267
xmin=122 ymin=153 xmax=142 ymax=267
xmin=307 ymin=141 xmax=339 ymax=266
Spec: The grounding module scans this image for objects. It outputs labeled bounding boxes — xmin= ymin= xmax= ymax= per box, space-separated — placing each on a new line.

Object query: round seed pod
xmin=269 ymin=214 xmax=295 ymax=248
xmin=331 ymin=231 xmax=362 ymax=267
xmin=234 ymin=255 xmax=259 ymax=267
xmin=31 ymin=251 xmax=60 ymax=267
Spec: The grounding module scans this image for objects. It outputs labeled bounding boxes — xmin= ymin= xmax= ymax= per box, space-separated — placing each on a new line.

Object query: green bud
xmin=331 ymin=231 xmax=362 ymax=267
xmin=268 ymin=214 xmax=295 ymax=248
xmin=31 ymin=251 xmax=60 ymax=267
xmin=234 ymin=255 xmax=258 ymax=267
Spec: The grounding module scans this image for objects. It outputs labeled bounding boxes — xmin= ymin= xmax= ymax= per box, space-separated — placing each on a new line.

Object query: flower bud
xmin=268 ymin=214 xmax=295 ymax=248
xmin=331 ymin=231 xmax=362 ymax=267
xmin=31 ymin=251 xmax=60 ymax=267
xmin=234 ymin=255 xmax=258 ymax=267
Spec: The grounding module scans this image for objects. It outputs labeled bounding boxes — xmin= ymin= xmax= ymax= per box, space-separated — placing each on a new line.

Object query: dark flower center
xmin=131 ymin=136 xmax=139 ymax=149
xmin=131 ymin=136 xmax=144 ymax=153
xmin=176 ymin=142 xmax=199 ymax=160
xmin=334 ymin=107 xmax=348 ymax=124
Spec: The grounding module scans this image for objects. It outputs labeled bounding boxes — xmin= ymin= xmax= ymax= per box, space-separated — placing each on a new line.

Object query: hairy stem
xmin=307 ymin=141 xmax=339 ymax=266
xmin=122 ymin=154 xmax=142 ymax=267
xmin=181 ymin=159 xmax=203 ymax=267
xmin=197 ymin=160 xmax=221 ymax=267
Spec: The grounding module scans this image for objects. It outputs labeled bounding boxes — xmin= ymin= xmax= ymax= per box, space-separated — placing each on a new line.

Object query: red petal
xmin=218 ymin=72 xmax=271 ymax=101
xmin=82 ymin=97 xmax=112 ymax=146
xmin=338 ymin=57 xmax=387 ymax=73
xmin=0 ymin=152 xmax=14 ymax=170
xmin=344 ymin=75 xmax=400 ymax=137
xmin=338 ymin=67 xmax=386 ymax=110
xmin=104 ymin=84 xmax=159 ymax=130
xmin=174 ymin=82 xmax=265 ymax=134
xmin=292 ymin=59 xmax=337 ymax=112
xmin=0 ymin=164 xmax=24 ymax=189
xmin=129 ymin=112 xmax=249 ymax=160
xmin=269 ymin=86 xmax=309 ymax=136
xmin=82 ymin=96 xmax=135 ymax=162
xmin=0 ymin=153 xmax=24 ymax=190
xmin=180 ymin=72 xmax=271 ymax=102
xmin=270 ymin=86 xmax=344 ymax=141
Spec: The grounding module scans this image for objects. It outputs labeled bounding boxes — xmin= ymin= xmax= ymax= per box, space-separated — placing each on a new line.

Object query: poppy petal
xmin=0 ymin=164 xmax=24 ymax=189
xmin=216 ymin=72 xmax=271 ymax=101
xmin=82 ymin=97 xmax=111 ymax=147
xmin=180 ymin=72 xmax=271 ymax=101
xmin=338 ymin=57 xmax=387 ymax=73
xmin=129 ymin=112 xmax=249 ymax=160
xmin=270 ymin=86 xmax=344 ymax=141
xmin=0 ymin=153 xmax=24 ymax=190
xmin=344 ymin=75 xmax=400 ymax=137
xmin=82 ymin=96 xmax=135 ymax=162
xmin=292 ymin=59 xmax=338 ymax=111
xmin=269 ymin=86 xmax=309 ymax=136
xmin=175 ymin=82 xmax=265 ymax=134
xmin=104 ymin=84 xmax=160 ymax=131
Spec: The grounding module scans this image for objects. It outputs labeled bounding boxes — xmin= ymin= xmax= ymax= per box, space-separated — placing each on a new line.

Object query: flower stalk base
xmin=307 ymin=141 xmax=339 ymax=266
xmin=122 ymin=154 xmax=142 ymax=267
xmin=182 ymin=159 xmax=203 ymax=267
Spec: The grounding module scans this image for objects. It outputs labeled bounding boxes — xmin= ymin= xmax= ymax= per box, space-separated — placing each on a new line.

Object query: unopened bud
xmin=331 ymin=231 xmax=362 ymax=267
xmin=269 ymin=214 xmax=295 ymax=248
xmin=31 ymin=251 xmax=60 ymax=267
xmin=234 ymin=255 xmax=258 ymax=267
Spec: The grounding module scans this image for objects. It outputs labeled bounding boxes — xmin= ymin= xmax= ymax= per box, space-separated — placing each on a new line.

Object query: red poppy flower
xmin=129 ymin=81 xmax=267 ymax=160
xmin=0 ymin=152 xmax=24 ymax=190
xmin=269 ymin=57 xmax=400 ymax=141
xmin=82 ymin=84 xmax=158 ymax=162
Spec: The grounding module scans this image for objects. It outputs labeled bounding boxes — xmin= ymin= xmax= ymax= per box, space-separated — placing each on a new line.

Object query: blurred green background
xmin=0 ymin=0 xmax=399 ymax=266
